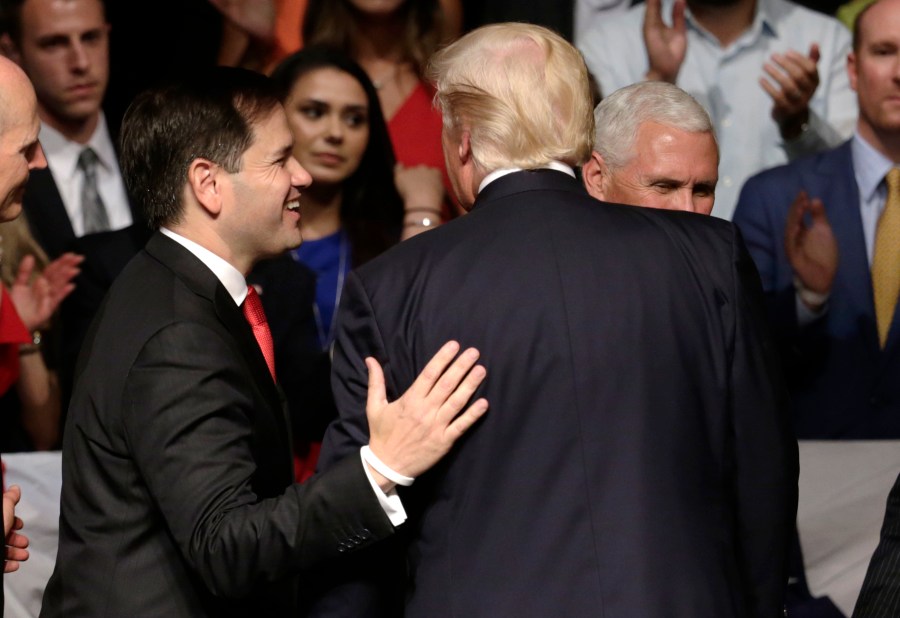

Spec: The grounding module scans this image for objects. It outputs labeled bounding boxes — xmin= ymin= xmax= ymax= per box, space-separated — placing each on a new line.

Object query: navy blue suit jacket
xmin=310 ymin=170 xmax=797 ymax=617
xmin=734 ymin=141 xmax=900 ymax=439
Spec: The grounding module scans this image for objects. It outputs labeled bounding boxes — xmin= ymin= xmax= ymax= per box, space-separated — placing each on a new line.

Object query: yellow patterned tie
xmin=873 ymin=167 xmax=900 ymax=348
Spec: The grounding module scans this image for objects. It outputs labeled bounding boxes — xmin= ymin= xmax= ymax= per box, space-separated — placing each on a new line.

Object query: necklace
xmin=310 ymin=231 xmax=349 ymax=351
xmin=371 ymin=63 xmax=400 ymax=90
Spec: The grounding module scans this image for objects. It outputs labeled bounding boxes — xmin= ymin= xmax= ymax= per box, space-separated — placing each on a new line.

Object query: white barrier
xmin=3 ymin=443 xmax=899 ymax=617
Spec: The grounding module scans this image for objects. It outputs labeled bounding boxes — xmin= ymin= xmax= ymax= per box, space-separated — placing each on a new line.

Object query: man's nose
xmin=69 ymin=41 xmax=90 ymax=72
xmin=288 ymin=156 xmax=312 ymax=189
xmin=29 ymin=142 xmax=48 ymax=171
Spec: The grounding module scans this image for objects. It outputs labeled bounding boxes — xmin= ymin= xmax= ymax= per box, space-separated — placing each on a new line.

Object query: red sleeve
xmin=0 ymin=288 xmax=32 ymax=396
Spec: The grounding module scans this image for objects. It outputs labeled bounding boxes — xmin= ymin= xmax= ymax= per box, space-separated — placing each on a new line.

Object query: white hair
xmin=594 ymin=82 xmax=716 ymax=169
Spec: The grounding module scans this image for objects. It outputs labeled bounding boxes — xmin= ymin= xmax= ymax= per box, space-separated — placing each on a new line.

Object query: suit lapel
xmin=144 ymin=234 xmax=290 ymax=448
xmin=23 ymin=169 xmax=76 ymax=257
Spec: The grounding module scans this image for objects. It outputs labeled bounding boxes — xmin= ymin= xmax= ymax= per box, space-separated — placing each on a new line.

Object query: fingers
xmin=808 ymin=42 xmax=820 ymax=63
xmin=444 ymin=398 xmax=489 ymax=442
xmin=408 ymin=340 xmax=461 ymax=399
xmin=644 ymin=0 xmax=664 ymax=29
xmin=762 ymin=50 xmax=819 ymax=108
xmin=427 ymin=347 xmax=480 ymax=402
xmin=436 ymin=363 xmax=487 ymax=424
xmin=3 ymin=537 xmax=29 ymax=572
xmin=14 ymin=255 xmax=35 ymax=287
xmin=806 ymin=195 xmax=828 ymax=222
xmin=365 ymin=356 xmax=388 ymax=414
xmin=7 ymin=528 xmax=27 ymax=548
xmin=671 ymin=0 xmax=686 ymax=33
xmin=784 ymin=191 xmax=809 ymax=251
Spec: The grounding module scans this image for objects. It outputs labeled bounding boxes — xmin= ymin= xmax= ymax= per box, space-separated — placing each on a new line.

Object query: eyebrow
xmin=299 ymin=98 xmax=367 ymax=112
xmin=272 ymin=144 xmax=293 ymax=160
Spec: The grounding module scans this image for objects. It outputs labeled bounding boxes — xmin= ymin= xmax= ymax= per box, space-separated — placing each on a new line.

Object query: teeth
xmin=285 ymin=200 xmax=300 ymax=211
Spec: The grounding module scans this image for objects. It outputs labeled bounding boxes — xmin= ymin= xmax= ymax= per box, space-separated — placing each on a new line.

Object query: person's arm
xmin=15 ymin=349 xmax=61 ymax=450
xmin=122 ymin=318 xmax=485 ymax=597
xmin=395 ymin=163 xmax=445 ymax=239
xmin=766 ymin=27 xmax=856 ymax=160
xmin=727 ymin=226 xmax=799 ymax=618
xmin=3 ymin=485 xmax=29 ymax=574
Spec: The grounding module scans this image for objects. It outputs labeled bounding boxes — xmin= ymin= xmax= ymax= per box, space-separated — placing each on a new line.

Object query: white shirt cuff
xmin=360 ymin=448 xmax=407 ymax=527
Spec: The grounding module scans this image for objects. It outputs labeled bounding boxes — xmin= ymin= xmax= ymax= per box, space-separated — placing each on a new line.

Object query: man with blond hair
xmin=583 ymin=81 xmax=719 ymax=215
xmin=309 ymin=22 xmax=797 ymax=618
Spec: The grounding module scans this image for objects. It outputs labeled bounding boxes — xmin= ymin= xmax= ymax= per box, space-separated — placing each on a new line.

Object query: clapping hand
xmin=761 ymin=44 xmax=821 ymax=140
xmin=784 ymin=190 xmax=838 ymax=309
xmin=643 ymin=0 xmax=687 ymax=83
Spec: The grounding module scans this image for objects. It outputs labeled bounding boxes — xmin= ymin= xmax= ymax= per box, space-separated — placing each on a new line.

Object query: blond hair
xmin=427 ymin=23 xmax=593 ymax=171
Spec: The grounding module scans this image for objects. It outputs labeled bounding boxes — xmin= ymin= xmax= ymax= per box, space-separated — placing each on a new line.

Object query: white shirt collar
xmin=39 ymin=113 xmax=118 ymax=179
xmin=159 ymin=228 xmax=249 ymax=305
xmin=478 ymin=161 xmax=576 ymax=194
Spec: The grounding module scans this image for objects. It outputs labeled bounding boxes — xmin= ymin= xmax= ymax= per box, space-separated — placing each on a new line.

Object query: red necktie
xmin=242 ymin=286 xmax=276 ymax=382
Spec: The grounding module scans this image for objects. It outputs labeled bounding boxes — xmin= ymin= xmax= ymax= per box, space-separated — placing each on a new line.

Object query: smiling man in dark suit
xmin=38 ymin=67 xmax=488 ymax=617
xmin=310 ymin=22 xmax=797 ymax=618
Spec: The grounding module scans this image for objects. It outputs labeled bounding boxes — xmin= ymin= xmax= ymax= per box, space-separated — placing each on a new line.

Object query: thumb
xmin=4 ymin=485 xmax=21 ymax=505
xmin=807 ymin=196 xmax=828 ymax=222
xmin=365 ymin=357 xmax=387 ymax=414
xmin=808 ymin=43 xmax=820 ymax=63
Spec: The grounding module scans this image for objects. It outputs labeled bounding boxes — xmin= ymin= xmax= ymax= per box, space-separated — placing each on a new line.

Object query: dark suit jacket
xmin=22 ymin=167 xmax=150 ymax=410
xmin=733 ymin=141 xmax=900 ymax=439
xmin=853 ymin=471 xmax=900 ymax=618
xmin=40 ymin=233 xmax=395 ymax=617
xmin=310 ymin=170 xmax=798 ymax=617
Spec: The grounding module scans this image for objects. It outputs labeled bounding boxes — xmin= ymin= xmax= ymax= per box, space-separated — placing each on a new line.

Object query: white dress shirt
xmin=40 ymin=114 xmax=133 ymax=236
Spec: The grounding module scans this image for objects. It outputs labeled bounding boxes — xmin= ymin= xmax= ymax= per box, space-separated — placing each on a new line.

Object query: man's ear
xmin=847 ymin=51 xmax=858 ymax=93
xmin=187 ymin=158 xmax=224 ymax=217
xmin=582 ymin=150 xmax=609 ymax=201
xmin=0 ymin=34 xmax=22 ymax=64
xmin=458 ymin=129 xmax=472 ymax=165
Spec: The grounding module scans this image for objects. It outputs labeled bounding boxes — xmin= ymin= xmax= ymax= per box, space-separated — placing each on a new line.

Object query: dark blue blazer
xmin=310 ymin=170 xmax=797 ymax=617
xmin=734 ymin=140 xmax=900 ymax=439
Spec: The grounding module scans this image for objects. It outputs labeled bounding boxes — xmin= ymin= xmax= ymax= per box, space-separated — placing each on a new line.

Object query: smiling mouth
xmin=285 ymin=199 xmax=301 ymax=212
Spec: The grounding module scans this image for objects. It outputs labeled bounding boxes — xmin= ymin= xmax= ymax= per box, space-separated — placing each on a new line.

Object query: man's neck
xmin=859 ymin=123 xmax=900 ymax=164
xmin=687 ymin=0 xmax=757 ymax=48
xmin=39 ymin=107 xmax=100 ymax=145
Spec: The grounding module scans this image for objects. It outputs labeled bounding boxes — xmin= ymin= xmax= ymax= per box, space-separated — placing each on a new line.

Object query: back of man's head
xmin=594 ymin=81 xmax=716 ymax=170
xmin=427 ymin=22 xmax=593 ymax=172
xmin=119 ymin=67 xmax=281 ymax=230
